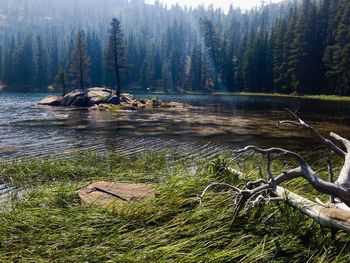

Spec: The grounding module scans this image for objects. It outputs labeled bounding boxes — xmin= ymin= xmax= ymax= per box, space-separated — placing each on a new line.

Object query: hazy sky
xmin=146 ymin=0 xmax=284 ymax=11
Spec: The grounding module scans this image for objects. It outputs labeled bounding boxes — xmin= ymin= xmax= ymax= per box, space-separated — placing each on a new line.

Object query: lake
xmin=1 ymin=92 xmax=350 ymax=160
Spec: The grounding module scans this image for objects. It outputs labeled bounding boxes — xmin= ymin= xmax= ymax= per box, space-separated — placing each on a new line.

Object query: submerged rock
xmin=160 ymin=101 xmax=188 ymax=109
xmin=0 ymin=145 xmax=16 ymax=154
xmin=77 ymin=181 xmax=155 ymax=206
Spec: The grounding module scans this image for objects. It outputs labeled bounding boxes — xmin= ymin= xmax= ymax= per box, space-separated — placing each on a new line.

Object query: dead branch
xmin=201 ymin=109 xmax=350 ymax=233
xmin=278 ymin=108 xmax=346 ymax=157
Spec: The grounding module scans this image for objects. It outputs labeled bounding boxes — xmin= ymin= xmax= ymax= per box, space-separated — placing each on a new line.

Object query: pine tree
xmin=70 ymin=30 xmax=90 ymax=90
xmin=55 ymin=68 xmax=68 ymax=96
xmin=188 ymin=44 xmax=202 ymax=91
xmin=33 ymin=36 xmax=48 ymax=89
xmin=105 ymin=18 xmax=125 ymax=98
xmin=271 ymin=18 xmax=287 ymax=92
xmin=280 ymin=8 xmax=298 ymax=93
xmin=324 ymin=1 xmax=350 ymax=95
xmin=49 ymin=28 xmax=59 ymax=85
xmin=289 ymin=0 xmax=318 ymax=94
xmin=17 ymin=35 xmax=35 ymax=89
xmin=200 ymin=17 xmax=222 ymax=90
xmin=87 ymin=31 xmax=102 ymax=86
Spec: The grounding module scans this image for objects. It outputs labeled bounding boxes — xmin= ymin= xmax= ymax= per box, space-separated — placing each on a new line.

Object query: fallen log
xmin=274 ymin=186 xmax=350 ymax=233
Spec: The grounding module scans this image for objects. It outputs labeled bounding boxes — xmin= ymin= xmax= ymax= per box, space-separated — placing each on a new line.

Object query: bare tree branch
xmin=235 ymin=145 xmax=350 ymax=207
xmin=278 ymin=109 xmax=346 ymax=157
xmin=202 ymin=111 xmax=350 ymax=233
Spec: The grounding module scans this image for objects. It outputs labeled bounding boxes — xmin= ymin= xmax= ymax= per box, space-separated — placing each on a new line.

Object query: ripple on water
xmin=1 ymin=92 xmax=350 ymax=161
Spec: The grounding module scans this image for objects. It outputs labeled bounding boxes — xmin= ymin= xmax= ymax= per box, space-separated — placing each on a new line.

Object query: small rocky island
xmin=38 ymin=87 xmax=189 ymax=111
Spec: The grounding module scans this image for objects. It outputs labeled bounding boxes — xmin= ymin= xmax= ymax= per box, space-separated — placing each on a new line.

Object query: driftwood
xmin=275 ymin=186 xmax=350 ymax=232
xmin=201 ymin=109 xmax=350 ymax=233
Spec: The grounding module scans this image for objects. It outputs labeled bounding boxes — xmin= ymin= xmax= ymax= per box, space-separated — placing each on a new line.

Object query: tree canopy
xmin=0 ymin=0 xmax=349 ymax=95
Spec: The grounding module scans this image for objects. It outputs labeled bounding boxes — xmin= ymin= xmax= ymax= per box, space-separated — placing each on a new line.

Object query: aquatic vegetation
xmin=0 ymin=151 xmax=349 ymax=262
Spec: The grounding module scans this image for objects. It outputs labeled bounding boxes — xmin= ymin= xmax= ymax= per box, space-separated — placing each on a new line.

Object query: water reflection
xmin=1 ymin=92 xmax=350 ymax=159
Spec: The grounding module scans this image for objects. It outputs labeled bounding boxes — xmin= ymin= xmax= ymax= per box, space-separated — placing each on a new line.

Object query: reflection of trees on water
xmin=3 ymin=94 xmax=350 ymax=159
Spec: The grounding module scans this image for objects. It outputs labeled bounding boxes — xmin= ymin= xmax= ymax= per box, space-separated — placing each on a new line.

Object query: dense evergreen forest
xmin=0 ymin=0 xmax=349 ymax=95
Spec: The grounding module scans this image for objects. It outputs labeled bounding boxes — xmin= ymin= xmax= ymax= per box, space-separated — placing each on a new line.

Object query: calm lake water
xmin=1 ymin=92 xmax=350 ymax=159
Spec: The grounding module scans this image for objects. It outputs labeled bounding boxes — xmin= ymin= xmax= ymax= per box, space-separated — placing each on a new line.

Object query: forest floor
xmin=0 ymin=151 xmax=349 ymax=262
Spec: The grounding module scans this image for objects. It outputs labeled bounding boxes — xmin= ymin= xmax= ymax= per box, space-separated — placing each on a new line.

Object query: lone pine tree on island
xmin=106 ymin=18 xmax=125 ymax=99
xmin=55 ymin=69 xmax=68 ymax=96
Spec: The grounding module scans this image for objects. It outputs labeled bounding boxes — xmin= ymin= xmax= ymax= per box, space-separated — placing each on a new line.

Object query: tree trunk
xmin=114 ymin=35 xmax=121 ymax=98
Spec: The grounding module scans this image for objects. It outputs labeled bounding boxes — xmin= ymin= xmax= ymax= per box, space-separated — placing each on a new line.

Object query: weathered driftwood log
xmin=201 ymin=109 xmax=350 ymax=233
xmin=275 ymin=186 xmax=350 ymax=232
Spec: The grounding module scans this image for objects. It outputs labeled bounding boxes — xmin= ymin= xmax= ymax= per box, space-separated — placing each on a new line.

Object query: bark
xmin=275 ymin=186 xmax=350 ymax=233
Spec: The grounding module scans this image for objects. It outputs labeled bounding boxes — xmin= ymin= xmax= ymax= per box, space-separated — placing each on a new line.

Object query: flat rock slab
xmin=77 ymin=181 xmax=155 ymax=206
xmin=37 ymin=96 xmax=62 ymax=106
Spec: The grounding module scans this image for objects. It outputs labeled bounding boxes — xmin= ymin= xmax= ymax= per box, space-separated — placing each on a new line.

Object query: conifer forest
xmin=0 ymin=0 xmax=349 ymax=95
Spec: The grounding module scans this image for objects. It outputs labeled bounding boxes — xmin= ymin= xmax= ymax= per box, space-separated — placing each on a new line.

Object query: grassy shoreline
xmin=213 ymin=92 xmax=350 ymax=102
xmin=127 ymin=90 xmax=350 ymax=102
xmin=3 ymin=88 xmax=350 ymax=102
xmin=0 ymin=151 xmax=349 ymax=262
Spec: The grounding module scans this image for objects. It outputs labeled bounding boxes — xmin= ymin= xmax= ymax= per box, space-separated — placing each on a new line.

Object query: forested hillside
xmin=0 ymin=0 xmax=349 ymax=95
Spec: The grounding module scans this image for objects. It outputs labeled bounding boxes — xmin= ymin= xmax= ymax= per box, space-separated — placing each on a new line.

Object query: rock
xmin=72 ymin=95 xmax=88 ymax=107
xmin=87 ymin=87 xmax=114 ymax=106
xmin=37 ymin=96 xmax=62 ymax=106
xmin=38 ymin=88 xmax=191 ymax=110
xmin=0 ymin=145 xmax=16 ymax=154
xmin=161 ymin=101 xmax=188 ymax=109
xmin=88 ymin=104 xmax=101 ymax=111
xmin=120 ymin=105 xmax=137 ymax=111
xmin=120 ymin=93 xmax=136 ymax=103
xmin=77 ymin=181 xmax=155 ymax=206
xmin=151 ymin=98 xmax=162 ymax=108
xmin=107 ymin=95 xmax=120 ymax=105
xmin=89 ymin=104 xmax=122 ymax=111
xmin=61 ymin=89 xmax=87 ymax=107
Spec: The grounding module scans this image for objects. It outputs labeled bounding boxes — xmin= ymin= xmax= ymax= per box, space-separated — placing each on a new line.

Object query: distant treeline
xmin=0 ymin=0 xmax=349 ymax=95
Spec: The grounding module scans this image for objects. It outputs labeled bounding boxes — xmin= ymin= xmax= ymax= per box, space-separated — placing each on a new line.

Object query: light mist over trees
xmin=0 ymin=0 xmax=349 ymax=95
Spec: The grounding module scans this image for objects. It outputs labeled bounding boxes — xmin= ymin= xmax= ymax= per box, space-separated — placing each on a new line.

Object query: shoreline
xmin=3 ymin=89 xmax=350 ymax=102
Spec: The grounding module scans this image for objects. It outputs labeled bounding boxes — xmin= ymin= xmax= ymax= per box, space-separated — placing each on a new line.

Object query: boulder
xmin=86 ymin=87 xmax=114 ymax=106
xmin=120 ymin=93 xmax=136 ymax=103
xmin=147 ymin=98 xmax=162 ymax=108
xmin=107 ymin=95 xmax=120 ymax=105
xmin=37 ymin=96 xmax=62 ymax=106
xmin=71 ymin=95 xmax=88 ymax=107
xmin=77 ymin=181 xmax=155 ymax=206
xmin=61 ymin=90 xmax=87 ymax=107
xmin=0 ymin=145 xmax=16 ymax=154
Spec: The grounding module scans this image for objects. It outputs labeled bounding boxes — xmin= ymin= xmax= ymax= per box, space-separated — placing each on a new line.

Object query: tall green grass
xmin=0 ymin=152 xmax=349 ymax=262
